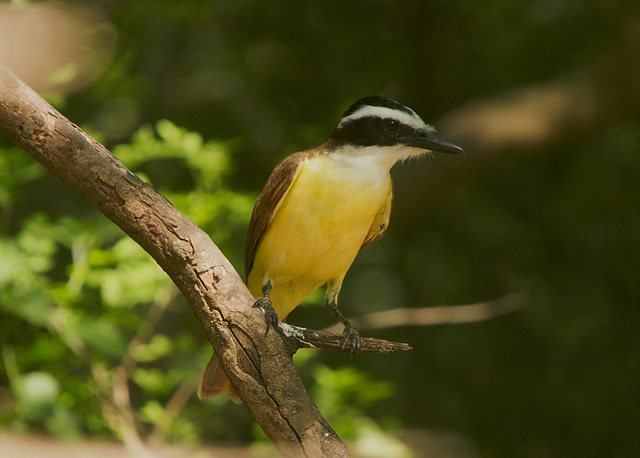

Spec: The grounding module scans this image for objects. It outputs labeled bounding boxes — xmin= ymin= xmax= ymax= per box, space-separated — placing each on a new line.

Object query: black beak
xmin=405 ymin=130 xmax=464 ymax=155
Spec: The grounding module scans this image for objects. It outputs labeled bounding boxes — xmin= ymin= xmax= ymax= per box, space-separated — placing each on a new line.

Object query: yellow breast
xmin=247 ymin=154 xmax=392 ymax=318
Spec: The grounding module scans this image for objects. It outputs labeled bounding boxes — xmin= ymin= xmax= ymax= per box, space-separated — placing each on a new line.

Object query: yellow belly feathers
xmin=246 ymin=154 xmax=392 ymax=318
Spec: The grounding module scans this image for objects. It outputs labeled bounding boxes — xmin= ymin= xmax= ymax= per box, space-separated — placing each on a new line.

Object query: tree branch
xmin=322 ymin=293 xmax=527 ymax=334
xmin=279 ymin=322 xmax=412 ymax=353
xmin=0 ymin=65 xmax=349 ymax=457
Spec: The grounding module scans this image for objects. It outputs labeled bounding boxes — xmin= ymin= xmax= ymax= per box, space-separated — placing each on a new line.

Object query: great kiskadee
xmin=198 ymin=95 xmax=463 ymax=400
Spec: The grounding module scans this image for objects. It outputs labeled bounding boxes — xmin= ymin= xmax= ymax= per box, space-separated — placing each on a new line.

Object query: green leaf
xmin=13 ymin=372 xmax=60 ymax=422
xmin=138 ymin=400 xmax=165 ymax=425
xmin=132 ymin=368 xmax=182 ymax=395
xmin=132 ymin=334 xmax=173 ymax=362
xmin=88 ymin=238 xmax=168 ymax=308
xmin=75 ymin=317 xmax=127 ymax=358
xmin=45 ymin=405 xmax=82 ymax=439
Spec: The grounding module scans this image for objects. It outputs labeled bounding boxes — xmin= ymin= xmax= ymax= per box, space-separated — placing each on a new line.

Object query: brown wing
xmin=244 ymin=151 xmax=311 ymax=279
xmin=359 ymin=183 xmax=393 ymax=252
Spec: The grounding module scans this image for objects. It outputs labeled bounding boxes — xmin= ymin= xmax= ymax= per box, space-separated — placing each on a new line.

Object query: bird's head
xmin=328 ymin=95 xmax=463 ymax=164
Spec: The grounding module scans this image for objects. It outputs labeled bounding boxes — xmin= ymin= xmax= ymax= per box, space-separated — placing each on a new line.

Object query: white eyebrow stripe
xmin=338 ymin=105 xmax=429 ymax=131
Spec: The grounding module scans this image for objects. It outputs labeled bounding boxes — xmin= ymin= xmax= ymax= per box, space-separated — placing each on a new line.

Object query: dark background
xmin=0 ymin=1 xmax=638 ymax=456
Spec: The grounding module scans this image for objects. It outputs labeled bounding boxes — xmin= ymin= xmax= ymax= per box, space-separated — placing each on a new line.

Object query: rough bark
xmin=0 ymin=65 xmax=350 ymax=457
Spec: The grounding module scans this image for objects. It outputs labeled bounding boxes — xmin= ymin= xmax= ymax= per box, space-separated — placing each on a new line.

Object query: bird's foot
xmin=341 ymin=323 xmax=361 ymax=362
xmin=253 ymin=296 xmax=279 ymax=332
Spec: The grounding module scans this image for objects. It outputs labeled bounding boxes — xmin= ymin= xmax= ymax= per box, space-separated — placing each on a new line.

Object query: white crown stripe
xmin=338 ymin=105 xmax=428 ymax=131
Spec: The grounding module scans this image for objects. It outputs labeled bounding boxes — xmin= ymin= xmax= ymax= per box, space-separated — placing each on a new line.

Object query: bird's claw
xmin=341 ymin=324 xmax=361 ymax=362
xmin=253 ymin=296 xmax=278 ymax=332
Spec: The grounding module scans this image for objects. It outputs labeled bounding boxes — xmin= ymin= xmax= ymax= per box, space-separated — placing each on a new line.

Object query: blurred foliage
xmin=0 ymin=120 xmax=256 ymax=445
xmin=1 ymin=0 xmax=639 ymax=457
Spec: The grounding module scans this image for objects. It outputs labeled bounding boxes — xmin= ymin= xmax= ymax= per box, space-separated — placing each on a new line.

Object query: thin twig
xmin=323 ymin=293 xmax=527 ymax=334
xmin=278 ymin=322 xmax=412 ymax=353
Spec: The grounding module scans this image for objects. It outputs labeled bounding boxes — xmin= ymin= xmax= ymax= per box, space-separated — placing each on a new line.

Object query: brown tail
xmin=197 ymin=354 xmax=241 ymax=403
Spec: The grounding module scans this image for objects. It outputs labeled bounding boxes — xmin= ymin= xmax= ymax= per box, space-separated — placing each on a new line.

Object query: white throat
xmin=330 ymin=144 xmax=431 ymax=173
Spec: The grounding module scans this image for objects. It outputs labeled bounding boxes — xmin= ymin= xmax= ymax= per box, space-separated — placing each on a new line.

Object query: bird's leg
xmin=326 ymin=298 xmax=360 ymax=361
xmin=253 ymin=280 xmax=278 ymax=332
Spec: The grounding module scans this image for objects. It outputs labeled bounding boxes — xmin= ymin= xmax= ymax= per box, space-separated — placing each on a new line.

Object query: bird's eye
xmin=384 ymin=119 xmax=399 ymax=131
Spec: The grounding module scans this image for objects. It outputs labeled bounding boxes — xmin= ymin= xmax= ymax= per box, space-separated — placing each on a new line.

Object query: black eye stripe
xmin=330 ymin=115 xmax=417 ymax=147
xmin=384 ymin=119 xmax=399 ymax=131
xmin=338 ymin=116 xmax=407 ymax=130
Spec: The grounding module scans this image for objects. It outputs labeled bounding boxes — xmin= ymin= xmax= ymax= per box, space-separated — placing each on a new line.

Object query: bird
xmin=198 ymin=95 xmax=463 ymax=401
